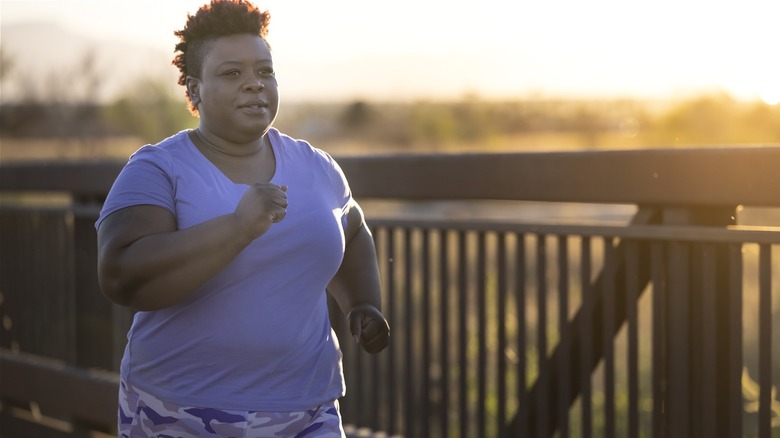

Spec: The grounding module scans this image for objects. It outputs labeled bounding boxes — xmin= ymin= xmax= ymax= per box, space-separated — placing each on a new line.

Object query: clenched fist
xmin=348 ymin=304 xmax=390 ymax=354
xmin=234 ymin=183 xmax=288 ymax=240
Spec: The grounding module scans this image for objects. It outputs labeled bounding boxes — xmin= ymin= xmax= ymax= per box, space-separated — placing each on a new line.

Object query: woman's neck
xmin=188 ymin=129 xmax=275 ymax=185
xmin=193 ymin=127 xmax=266 ymax=159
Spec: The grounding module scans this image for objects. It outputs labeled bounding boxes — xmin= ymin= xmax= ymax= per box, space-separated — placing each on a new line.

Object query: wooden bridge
xmin=1 ymin=146 xmax=779 ymax=437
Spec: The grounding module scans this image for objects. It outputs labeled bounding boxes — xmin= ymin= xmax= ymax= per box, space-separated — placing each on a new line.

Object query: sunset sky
xmin=2 ymin=0 xmax=779 ymax=104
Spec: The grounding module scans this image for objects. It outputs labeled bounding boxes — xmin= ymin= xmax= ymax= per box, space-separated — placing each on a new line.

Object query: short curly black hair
xmin=172 ymin=0 xmax=271 ymax=114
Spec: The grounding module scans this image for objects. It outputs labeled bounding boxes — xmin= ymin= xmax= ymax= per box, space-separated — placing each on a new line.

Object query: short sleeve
xmin=329 ymin=155 xmax=352 ymax=210
xmin=95 ymin=146 xmax=176 ymax=230
xmin=310 ymin=147 xmax=353 ymax=231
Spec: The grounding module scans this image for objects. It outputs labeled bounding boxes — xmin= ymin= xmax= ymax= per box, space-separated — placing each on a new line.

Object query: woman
xmin=96 ymin=1 xmax=389 ymax=436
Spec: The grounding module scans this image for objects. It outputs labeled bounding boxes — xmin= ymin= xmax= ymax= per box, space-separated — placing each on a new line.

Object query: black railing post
xmin=659 ymin=206 xmax=740 ymax=438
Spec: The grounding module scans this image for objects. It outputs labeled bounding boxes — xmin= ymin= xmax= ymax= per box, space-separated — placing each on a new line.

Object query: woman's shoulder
xmin=128 ymin=131 xmax=190 ymax=161
xmin=270 ymin=128 xmax=336 ymax=165
xmin=123 ymin=130 xmax=193 ymax=175
xmin=136 ymin=130 xmax=190 ymax=153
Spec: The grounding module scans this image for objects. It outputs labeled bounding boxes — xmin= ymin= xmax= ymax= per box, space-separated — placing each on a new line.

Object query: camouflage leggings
xmin=118 ymin=380 xmax=346 ymax=437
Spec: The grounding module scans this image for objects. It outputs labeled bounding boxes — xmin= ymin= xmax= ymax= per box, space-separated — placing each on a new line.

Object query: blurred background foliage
xmin=1 ymin=48 xmax=779 ymax=161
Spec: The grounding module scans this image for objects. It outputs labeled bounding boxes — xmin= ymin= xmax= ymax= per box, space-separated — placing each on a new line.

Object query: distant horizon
xmin=2 ymin=0 xmax=779 ymax=105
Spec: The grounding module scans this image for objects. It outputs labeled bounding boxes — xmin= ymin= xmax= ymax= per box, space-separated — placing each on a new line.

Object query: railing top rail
xmin=369 ymin=218 xmax=780 ymax=243
xmin=1 ymin=159 xmax=124 ymax=198
xmin=339 ymin=146 xmax=780 ymax=207
xmin=2 ymin=146 xmax=779 ymax=207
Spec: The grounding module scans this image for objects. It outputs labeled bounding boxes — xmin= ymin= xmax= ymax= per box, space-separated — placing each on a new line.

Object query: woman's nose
xmin=243 ymin=79 xmax=264 ymax=92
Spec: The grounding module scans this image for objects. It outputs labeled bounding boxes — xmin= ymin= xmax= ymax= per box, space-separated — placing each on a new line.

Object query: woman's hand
xmin=348 ymin=304 xmax=390 ymax=354
xmin=234 ymin=183 xmax=288 ymax=240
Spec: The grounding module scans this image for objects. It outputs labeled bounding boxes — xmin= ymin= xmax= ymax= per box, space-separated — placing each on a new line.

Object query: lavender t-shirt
xmin=97 ymin=128 xmax=351 ymax=411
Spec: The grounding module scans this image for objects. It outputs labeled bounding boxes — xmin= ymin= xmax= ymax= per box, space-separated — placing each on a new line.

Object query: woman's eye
xmin=259 ymin=68 xmax=275 ymax=77
xmin=223 ymin=70 xmax=240 ymax=76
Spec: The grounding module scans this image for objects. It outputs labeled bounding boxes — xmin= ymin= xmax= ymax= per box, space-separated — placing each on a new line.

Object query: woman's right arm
xmin=97 ymin=183 xmax=287 ymax=311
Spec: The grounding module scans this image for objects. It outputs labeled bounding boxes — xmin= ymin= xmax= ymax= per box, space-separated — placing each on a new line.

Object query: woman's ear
xmin=186 ymin=76 xmax=201 ymax=107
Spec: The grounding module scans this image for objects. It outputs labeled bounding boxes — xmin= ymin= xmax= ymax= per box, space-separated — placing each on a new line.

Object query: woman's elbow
xmin=97 ymin=262 xmax=132 ymax=307
xmin=97 ymin=250 xmax=147 ymax=308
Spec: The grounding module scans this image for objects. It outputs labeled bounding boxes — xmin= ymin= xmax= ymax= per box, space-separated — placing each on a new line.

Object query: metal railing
xmin=1 ymin=146 xmax=778 ymax=437
xmin=338 ymin=216 xmax=779 ymax=438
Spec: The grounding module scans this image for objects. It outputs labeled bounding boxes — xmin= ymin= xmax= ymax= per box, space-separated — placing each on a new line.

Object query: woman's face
xmin=190 ymin=33 xmax=280 ymax=143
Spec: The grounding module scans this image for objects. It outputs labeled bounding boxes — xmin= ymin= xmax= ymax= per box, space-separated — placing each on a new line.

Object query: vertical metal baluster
xmin=404 ymin=228 xmax=415 ymax=437
xmin=536 ymin=234 xmax=548 ymax=438
xmin=727 ymin=244 xmax=743 ymax=438
xmin=651 ymin=241 xmax=665 ymax=438
xmin=422 ymin=228 xmax=431 ymax=437
xmin=439 ymin=229 xmax=450 ymax=438
xmin=603 ymin=237 xmax=616 ymax=438
xmin=517 ymin=232 xmax=529 ymax=438
xmin=558 ymin=235 xmax=570 ymax=438
xmin=477 ymin=231 xmax=487 ymax=438
xmin=386 ymin=227 xmax=397 ymax=435
xmin=625 ymin=240 xmax=639 ymax=438
xmin=458 ymin=230 xmax=469 ymax=438
xmin=581 ymin=236 xmax=593 ymax=438
xmin=699 ymin=243 xmax=717 ymax=438
xmin=667 ymin=240 xmax=691 ymax=438
xmin=497 ymin=232 xmax=508 ymax=437
xmin=758 ymin=244 xmax=772 ymax=438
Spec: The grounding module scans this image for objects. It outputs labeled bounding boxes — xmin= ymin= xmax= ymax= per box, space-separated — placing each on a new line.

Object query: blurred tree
xmin=572 ymin=106 xmax=603 ymax=149
xmin=32 ymin=49 xmax=106 ymax=140
xmin=452 ymin=96 xmax=496 ymax=143
xmin=340 ymin=100 xmax=375 ymax=130
xmin=3 ymin=39 xmax=778 ymax=152
xmin=0 ymin=44 xmax=13 ymax=80
xmin=653 ymin=94 xmax=734 ymax=145
xmin=103 ymin=77 xmax=196 ymax=144
xmin=408 ymin=102 xmax=458 ymax=145
xmin=0 ymin=48 xmax=108 ymax=141
xmin=643 ymin=93 xmax=780 ymax=146
xmin=737 ymin=101 xmax=780 ymax=143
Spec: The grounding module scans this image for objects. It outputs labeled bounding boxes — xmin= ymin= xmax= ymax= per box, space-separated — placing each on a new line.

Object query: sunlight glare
xmin=3 ymin=0 xmax=780 ymax=102
xmin=758 ymin=88 xmax=780 ymax=106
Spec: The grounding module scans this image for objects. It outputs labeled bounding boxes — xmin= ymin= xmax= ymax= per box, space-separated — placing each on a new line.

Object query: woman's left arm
xmin=328 ymin=200 xmax=390 ymax=354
